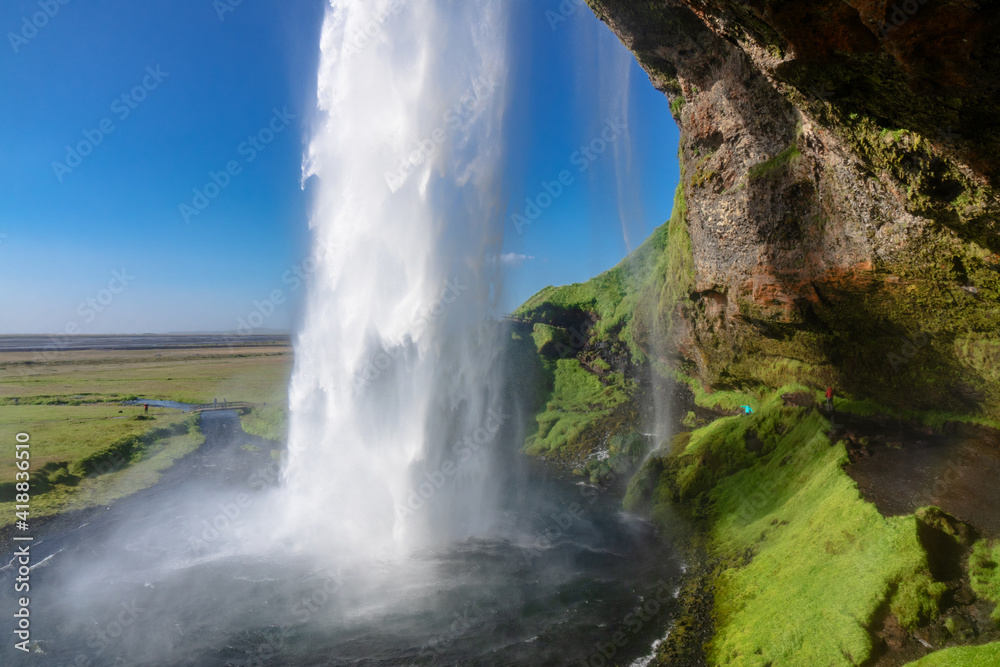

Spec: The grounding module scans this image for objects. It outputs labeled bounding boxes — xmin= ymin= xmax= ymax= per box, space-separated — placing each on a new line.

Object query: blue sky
xmin=0 ymin=0 xmax=678 ymax=334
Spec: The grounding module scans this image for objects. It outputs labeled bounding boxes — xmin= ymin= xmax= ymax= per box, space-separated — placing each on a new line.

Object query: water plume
xmin=280 ymin=0 xmax=512 ymax=560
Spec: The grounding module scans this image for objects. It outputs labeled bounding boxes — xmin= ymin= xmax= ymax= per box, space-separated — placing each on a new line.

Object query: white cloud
xmin=499 ymin=252 xmax=534 ymax=266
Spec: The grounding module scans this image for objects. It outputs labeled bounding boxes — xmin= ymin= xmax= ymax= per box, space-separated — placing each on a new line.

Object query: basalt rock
xmin=586 ymin=0 xmax=1000 ymax=418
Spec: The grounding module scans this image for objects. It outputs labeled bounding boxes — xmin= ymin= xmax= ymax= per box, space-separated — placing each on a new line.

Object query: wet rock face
xmin=587 ymin=0 xmax=1000 ymax=416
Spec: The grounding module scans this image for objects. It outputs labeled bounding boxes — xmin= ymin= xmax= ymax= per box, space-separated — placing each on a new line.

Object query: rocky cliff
xmin=585 ymin=0 xmax=1000 ymax=418
xmin=512 ymin=2 xmax=1000 ymax=665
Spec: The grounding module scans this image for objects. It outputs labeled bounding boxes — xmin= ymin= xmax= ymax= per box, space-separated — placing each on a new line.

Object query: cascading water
xmin=280 ymin=0 xmax=513 ymax=559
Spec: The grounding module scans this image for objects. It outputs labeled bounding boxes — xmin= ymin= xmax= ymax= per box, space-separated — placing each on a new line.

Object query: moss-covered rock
xmin=970 ymin=540 xmax=1000 ymax=625
xmin=583 ymin=0 xmax=1000 ymax=421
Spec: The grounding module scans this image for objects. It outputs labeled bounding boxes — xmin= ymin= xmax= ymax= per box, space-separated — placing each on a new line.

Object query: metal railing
xmin=189 ymin=401 xmax=255 ymax=414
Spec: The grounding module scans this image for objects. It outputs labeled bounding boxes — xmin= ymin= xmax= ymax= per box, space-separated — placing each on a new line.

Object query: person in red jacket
xmin=825 ymin=386 xmax=833 ymax=412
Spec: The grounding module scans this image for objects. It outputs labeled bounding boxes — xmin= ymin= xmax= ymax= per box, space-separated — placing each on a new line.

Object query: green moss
xmin=240 ymin=404 xmax=287 ymax=442
xmin=60 ymin=417 xmax=198 ymax=479
xmin=529 ymin=322 xmax=570 ymax=358
xmin=582 ymin=431 xmax=649 ymax=484
xmin=514 ymin=184 xmax=693 ymax=368
xmin=746 ymin=142 xmax=801 ymax=180
xmin=633 ymin=184 xmax=695 ymax=360
xmin=970 ymin=539 xmax=1000 ymax=624
xmin=903 ymin=643 xmax=1000 ymax=666
xmin=672 ymin=371 xmax=764 ymax=413
xmin=523 ymin=358 xmax=632 ymax=457
xmin=707 ymin=407 xmax=942 ymax=663
xmin=669 ymin=95 xmax=685 ymax=118
xmin=892 ymin=575 xmax=949 ymax=630
xmin=638 ymin=390 xmax=948 ymax=666
xmin=690 ymin=167 xmax=717 ymax=189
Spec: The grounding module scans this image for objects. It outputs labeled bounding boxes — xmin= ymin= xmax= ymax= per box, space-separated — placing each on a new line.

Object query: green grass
xmin=0 ymin=416 xmax=204 ymax=528
xmin=673 ymin=372 xmax=764 ymax=413
xmin=240 ymin=404 xmax=288 ymax=442
xmin=641 ymin=390 xmax=948 ymax=666
xmin=970 ymin=540 xmax=1000 ymax=624
xmin=530 ymin=322 xmax=568 ymax=357
xmin=746 ymin=142 xmax=802 ymax=180
xmin=523 ymin=358 xmax=631 ymax=457
xmin=707 ymin=406 xmax=943 ymax=665
xmin=903 ymin=643 xmax=1000 ymax=666
xmin=670 ymin=95 xmax=686 ymax=118
xmin=0 ymin=404 xmax=187 ymax=481
xmin=514 ymin=184 xmax=692 ymax=364
xmin=0 ymin=345 xmax=292 ymax=405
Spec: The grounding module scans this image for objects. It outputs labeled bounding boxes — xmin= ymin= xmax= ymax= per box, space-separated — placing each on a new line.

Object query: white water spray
xmin=280 ymin=0 xmax=511 ymax=560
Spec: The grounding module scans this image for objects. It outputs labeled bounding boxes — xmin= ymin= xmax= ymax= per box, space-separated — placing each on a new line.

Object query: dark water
xmin=1 ymin=411 xmax=686 ymax=666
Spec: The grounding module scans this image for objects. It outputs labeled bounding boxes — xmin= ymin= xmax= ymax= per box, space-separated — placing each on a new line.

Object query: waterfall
xmin=280 ymin=0 xmax=511 ymax=560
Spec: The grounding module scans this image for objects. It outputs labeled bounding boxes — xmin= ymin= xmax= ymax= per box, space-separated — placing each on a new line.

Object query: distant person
xmin=144 ymin=403 xmax=148 ymax=414
xmin=214 ymin=398 xmax=217 ymax=406
xmin=826 ymin=386 xmax=834 ymax=412
xmin=740 ymin=405 xmax=753 ymax=415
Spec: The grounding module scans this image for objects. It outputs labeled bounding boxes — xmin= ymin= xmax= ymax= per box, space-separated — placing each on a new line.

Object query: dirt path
xmin=839 ymin=415 xmax=1000 ymax=537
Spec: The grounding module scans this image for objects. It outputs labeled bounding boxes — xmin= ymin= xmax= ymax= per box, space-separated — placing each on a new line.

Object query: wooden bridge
xmin=189 ymin=401 xmax=254 ymax=414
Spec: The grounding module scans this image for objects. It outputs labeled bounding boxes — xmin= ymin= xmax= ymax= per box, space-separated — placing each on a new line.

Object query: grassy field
xmin=0 ymin=344 xmax=292 ymax=406
xmin=0 ymin=404 xmax=186 ymax=481
xmin=0 ymin=343 xmax=293 ymax=528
